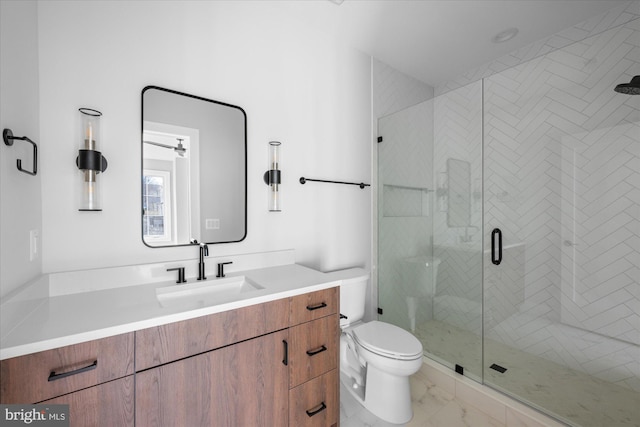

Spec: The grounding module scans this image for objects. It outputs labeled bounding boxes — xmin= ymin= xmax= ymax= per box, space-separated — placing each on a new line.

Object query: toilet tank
xmin=324 ymin=268 xmax=369 ymax=327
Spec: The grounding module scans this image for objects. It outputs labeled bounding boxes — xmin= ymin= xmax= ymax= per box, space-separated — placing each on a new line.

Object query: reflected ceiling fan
xmin=143 ymin=138 xmax=187 ymax=157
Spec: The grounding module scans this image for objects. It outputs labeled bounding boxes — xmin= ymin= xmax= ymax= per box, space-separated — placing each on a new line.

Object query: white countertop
xmin=0 ymin=264 xmax=366 ymax=360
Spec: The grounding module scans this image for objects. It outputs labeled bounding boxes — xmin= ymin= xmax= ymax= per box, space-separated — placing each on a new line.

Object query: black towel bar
xmin=299 ymin=177 xmax=370 ymax=189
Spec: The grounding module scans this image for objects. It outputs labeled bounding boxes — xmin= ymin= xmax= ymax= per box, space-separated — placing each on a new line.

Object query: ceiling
xmin=275 ymin=0 xmax=631 ymax=87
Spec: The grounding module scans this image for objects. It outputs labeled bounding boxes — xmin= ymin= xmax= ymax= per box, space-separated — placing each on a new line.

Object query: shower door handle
xmin=491 ymin=228 xmax=502 ymax=265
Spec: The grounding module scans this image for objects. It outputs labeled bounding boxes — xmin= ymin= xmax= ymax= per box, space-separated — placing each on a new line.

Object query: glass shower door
xmin=483 ymin=21 xmax=639 ymax=427
xmin=377 ymin=80 xmax=484 ymax=381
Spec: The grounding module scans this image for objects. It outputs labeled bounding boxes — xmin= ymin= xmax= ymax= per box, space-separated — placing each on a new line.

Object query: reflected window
xmin=143 ymin=170 xmax=172 ymax=243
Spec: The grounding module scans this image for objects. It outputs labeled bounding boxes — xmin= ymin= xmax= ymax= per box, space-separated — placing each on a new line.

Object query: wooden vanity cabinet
xmin=1 ymin=286 xmax=340 ymax=427
xmin=0 ymin=332 xmax=135 ymax=427
xmin=288 ymin=288 xmax=340 ymax=427
xmin=137 ymin=287 xmax=340 ymax=427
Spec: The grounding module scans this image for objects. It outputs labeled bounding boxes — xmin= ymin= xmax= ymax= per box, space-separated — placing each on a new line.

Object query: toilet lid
xmin=352 ymin=321 xmax=423 ymax=360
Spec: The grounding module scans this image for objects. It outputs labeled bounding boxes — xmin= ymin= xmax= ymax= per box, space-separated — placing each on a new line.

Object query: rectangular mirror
xmin=447 ymin=158 xmax=471 ymax=227
xmin=142 ymin=86 xmax=247 ymax=247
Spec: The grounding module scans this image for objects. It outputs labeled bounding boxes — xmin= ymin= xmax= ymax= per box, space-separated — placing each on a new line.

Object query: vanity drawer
xmin=0 ymin=332 xmax=134 ymax=404
xmin=289 ymin=369 xmax=338 ymax=427
xmin=289 ymin=314 xmax=338 ymax=388
xmin=290 ymin=287 xmax=337 ymax=326
xmin=136 ymin=297 xmax=289 ymax=371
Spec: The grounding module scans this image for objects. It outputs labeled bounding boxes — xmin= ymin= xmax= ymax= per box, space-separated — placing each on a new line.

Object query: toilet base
xmin=362 ymin=362 xmax=414 ymax=424
xmin=340 ymin=371 xmax=366 ymax=403
xmin=340 ymin=362 xmax=417 ymax=425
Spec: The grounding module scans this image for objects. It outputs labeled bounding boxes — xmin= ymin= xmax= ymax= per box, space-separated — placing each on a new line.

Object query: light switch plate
xmin=205 ymin=219 xmax=220 ymax=230
xmin=29 ymin=229 xmax=39 ymax=261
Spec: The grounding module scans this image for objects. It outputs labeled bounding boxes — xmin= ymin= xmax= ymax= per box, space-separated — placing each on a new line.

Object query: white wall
xmin=33 ymin=1 xmax=371 ymax=280
xmin=0 ymin=1 xmax=42 ymax=298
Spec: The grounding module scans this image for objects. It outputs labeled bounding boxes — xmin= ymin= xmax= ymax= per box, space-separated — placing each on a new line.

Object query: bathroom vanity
xmin=0 ymin=261 xmax=342 ymax=427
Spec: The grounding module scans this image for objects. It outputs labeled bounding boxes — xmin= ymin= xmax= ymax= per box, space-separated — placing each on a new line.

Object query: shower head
xmin=614 ymin=75 xmax=640 ymax=95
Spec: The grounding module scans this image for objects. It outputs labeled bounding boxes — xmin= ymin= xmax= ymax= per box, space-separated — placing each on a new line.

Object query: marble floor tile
xmin=425 ymin=400 xmax=505 ymax=427
xmin=340 ymin=372 xmax=504 ymax=427
xmin=414 ymin=320 xmax=640 ymax=427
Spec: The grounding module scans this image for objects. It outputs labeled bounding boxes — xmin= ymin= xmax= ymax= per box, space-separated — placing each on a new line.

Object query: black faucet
xmin=167 ymin=267 xmax=186 ymax=284
xmin=216 ymin=261 xmax=233 ymax=278
xmin=198 ymin=243 xmax=208 ymax=280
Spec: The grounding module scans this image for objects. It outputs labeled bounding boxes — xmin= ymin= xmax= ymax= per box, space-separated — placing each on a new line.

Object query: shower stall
xmin=377 ymin=17 xmax=639 ymax=427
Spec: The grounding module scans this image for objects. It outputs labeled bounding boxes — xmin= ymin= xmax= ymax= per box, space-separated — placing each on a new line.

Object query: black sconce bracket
xmin=76 ymin=149 xmax=108 ymax=172
xmin=264 ymin=169 xmax=281 ymax=185
xmin=3 ymin=128 xmax=38 ymax=176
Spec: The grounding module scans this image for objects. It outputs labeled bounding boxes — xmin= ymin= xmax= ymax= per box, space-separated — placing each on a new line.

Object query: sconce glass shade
xmin=264 ymin=141 xmax=281 ymax=212
xmin=77 ymin=108 xmax=107 ymax=211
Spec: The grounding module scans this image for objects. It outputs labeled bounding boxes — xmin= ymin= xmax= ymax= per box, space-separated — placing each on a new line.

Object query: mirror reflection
xmin=141 ymin=86 xmax=247 ymax=247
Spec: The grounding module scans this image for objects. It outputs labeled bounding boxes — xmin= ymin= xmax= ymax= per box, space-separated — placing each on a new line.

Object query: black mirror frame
xmin=141 ymin=85 xmax=247 ymax=248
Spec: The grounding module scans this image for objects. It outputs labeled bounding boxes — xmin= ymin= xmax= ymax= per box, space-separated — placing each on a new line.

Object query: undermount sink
xmin=156 ymin=275 xmax=264 ymax=307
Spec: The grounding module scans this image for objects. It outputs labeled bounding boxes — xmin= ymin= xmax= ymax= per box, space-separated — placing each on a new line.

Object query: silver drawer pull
xmin=48 ymin=360 xmax=97 ymax=382
xmin=306 ymin=345 xmax=327 ymax=356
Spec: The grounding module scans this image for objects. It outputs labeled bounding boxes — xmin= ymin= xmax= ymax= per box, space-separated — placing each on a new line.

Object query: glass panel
xmin=483 ymin=20 xmax=639 ymax=427
xmin=377 ymin=100 xmax=435 ymax=336
xmin=432 ymin=81 xmax=484 ymax=380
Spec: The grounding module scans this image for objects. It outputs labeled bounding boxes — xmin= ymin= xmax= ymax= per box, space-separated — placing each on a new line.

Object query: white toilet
xmin=335 ymin=269 xmax=423 ymax=424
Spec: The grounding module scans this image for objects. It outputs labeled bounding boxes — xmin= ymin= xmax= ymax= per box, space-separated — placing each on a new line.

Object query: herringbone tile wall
xmin=483 ymin=17 xmax=640 ymax=391
xmin=375 ymin=1 xmax=639 ymax=394
xmin=432 ymin=81 xmax=483 ymax=340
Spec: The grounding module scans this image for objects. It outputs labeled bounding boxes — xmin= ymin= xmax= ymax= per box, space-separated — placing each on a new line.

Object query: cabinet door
xmin=136 ymin=329 xmax=289 ymax=426
xmin=42 ymin=376 xmax=134 ymax=427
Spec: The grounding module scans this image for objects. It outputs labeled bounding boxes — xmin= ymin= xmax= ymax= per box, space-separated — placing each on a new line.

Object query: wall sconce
xmin=77 ymin=108 xmax=108 ymax=211
xmin=263 ymin=141 xmax=281 ymax=212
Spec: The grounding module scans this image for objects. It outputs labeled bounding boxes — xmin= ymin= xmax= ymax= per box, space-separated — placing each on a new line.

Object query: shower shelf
xmin=382 ymin=184 xmax=432 ymax=218
xmin=383 ymin=183 xmax=432 ymax=192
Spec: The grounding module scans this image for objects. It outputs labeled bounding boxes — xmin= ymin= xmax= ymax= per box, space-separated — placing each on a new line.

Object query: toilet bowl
xmin=341 ymin=321 xmax=423 ymax=424
xmin=329 ymin=268 xmax=424 ymax=425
